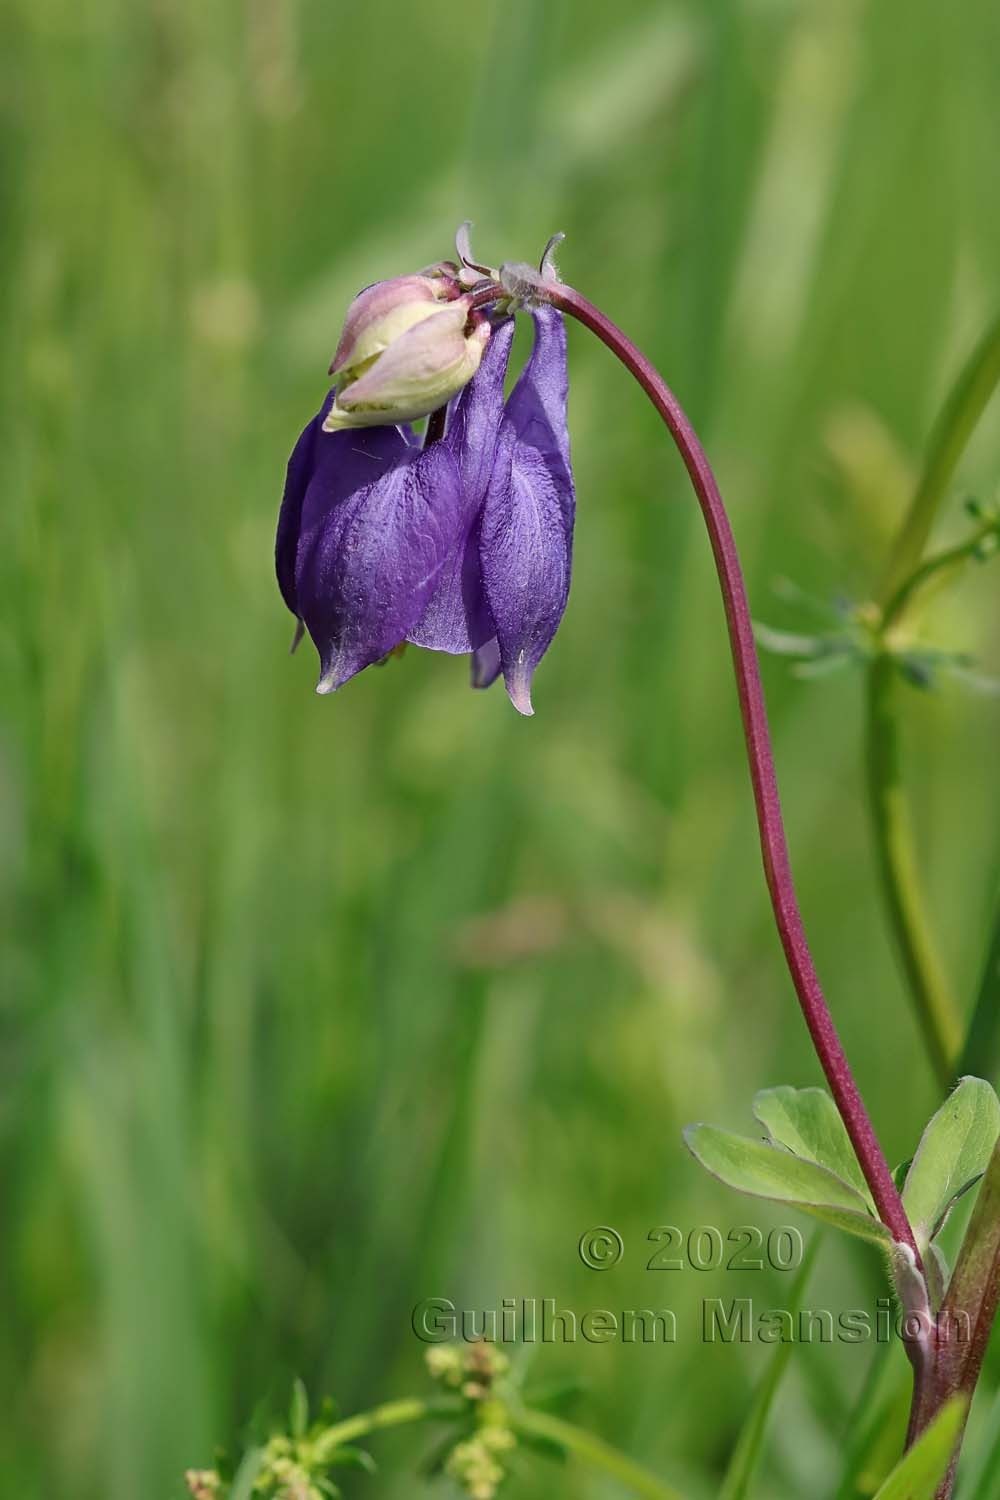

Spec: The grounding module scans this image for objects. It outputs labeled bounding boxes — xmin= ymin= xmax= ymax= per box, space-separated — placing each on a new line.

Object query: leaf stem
xmin=533 ymin=276 xmax=919 ymax=1259
xmin=863 ymin=314 xmax=1000 ymax=1088
xmin=958 ymin=894 xmax=1000 ymax=1082
xmin=718 ymin=1236 xmax=820 ymax=1500
xmin=880 ymin=313 xmax=1000 ymax=602
xmin=881 ymin=518 xmax=999 ymax=633
xmin=310 ymin=1392 xmax=686 ymax=1500
xmin=865 ymin=653 xmax=963 ymax=1088
xmin=513 ymin=1406 xmax=687 ymax=1500
xmin=312 ymin=1395 xmax=464 ymax=1460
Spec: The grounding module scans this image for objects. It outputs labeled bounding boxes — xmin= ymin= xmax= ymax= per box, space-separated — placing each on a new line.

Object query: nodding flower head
xmin=323 ymin=273 xmax=490 ymax=430
xmin=276 ymin=231 xmax=574 ymax=715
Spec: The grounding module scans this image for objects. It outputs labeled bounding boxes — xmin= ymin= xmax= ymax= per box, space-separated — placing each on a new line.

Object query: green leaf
xmin=515 ymin=1427 xmax=570 ymax=1464
xmin=753 ymin=622 xmax=837 ymax=659
xmin=520 ymin=1375 xmax=587 ymax=1411
xmin=229 ymin=1447 xmax=265 ymax=1500
xmin=290 ymin=1377 xmax=310 ymax=1440
xmin=903 ymin=1077 xmax=1000 ymax=1249
xmin=718 ymin=1237 xmax=820 ymax=1500
xmin=327 ymin=1444 xmax=376 ymax=1473
xmin=684 ymin=1123 xmax=890 ymax=1246
xmin=870 ymin=1397 xmax=965 ymax=1500
xmin=419 ymin=1429 xmax=471 ymax=1479
xmin=792 ymin=651 xmax=856 ymax=681
xmin=753 ymin=1086 xmax=875 ymax=1210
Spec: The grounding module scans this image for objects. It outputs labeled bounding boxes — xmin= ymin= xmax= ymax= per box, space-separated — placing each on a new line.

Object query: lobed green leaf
xmin=683 ymin=1123 xmax=890 ymax=1247
xmin=903 ymin=1077 xmax=1000 ymax=1250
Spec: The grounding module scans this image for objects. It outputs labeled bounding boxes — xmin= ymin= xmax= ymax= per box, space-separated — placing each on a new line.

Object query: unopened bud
xmin=324 ymin=280 xmax=489 ymax=431
xmin=329 ymin=274 xmax=457 ymax=383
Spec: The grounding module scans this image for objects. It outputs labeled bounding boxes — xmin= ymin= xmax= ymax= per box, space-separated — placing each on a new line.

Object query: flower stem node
xmin=324 ymin=274 xmax=489 ymax=430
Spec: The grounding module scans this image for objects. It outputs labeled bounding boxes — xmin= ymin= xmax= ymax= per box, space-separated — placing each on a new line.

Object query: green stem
xmin=882 ymin=518 xmax=999 ymax=633
xmin=880 ymin=313 xmax=1000 ymax=603
xmin=957 ymin=894 xmax=1000 ymax=1082
xmin=865 ymin=314 xmax=1000 ymax=1089
xmin=719 ymin=1236 xmax=820 ymax=1500
xmin=312 ymin=1395 xmax=464 ymax=1460
xmin=513 ymin=1406 xmax=687 ymax=1500
xmin=865 ymin=653 xmax=963 ymax=1087
xmin=310 ymin=1393 xmax=686 ymax=1500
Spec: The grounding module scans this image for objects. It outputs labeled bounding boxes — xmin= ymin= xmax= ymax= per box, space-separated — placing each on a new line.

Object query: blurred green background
xmin=2 ymin=0 xmax=999 ymax=1495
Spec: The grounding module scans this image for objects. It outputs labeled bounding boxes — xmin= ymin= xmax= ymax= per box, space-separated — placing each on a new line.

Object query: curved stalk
xmin=865 ymin=317 xmax=1000 ymax=1086
xmin=866 ymin=654 xmax=962 ymax=1087
xmin=958 ymin=895 xmax=1000 ymax=1082
xmin=312 ymin=1394 xmax=684 ymax=1500
xmin=881 ymin=518 xmax=999 ymax=632
xmin=880 ymin=313 xmax=1000 ymax=602
xmin=531 ymin=277 xmax=918 ymax=1258
xmin=513 ymin=1407 xmax=686 ymax=1500
xmin=866 ymin=507 xmax=1000 ymax=1086
xmin=313 ymin=1395 xmax=465 ymax=1459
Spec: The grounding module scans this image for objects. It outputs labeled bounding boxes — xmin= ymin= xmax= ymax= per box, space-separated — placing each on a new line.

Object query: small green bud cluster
xmin=425 ymin=1344 xmax=516 ymax=1500
xmin=965 ymin=495 xmax=1000 ymax=560
xmin=184 ymin=1433 xmax=349 ymax=1500
xmin=444 ymin=1426 xmax=516 ymax=1500
xmin=425 ymin=1340 xmax=510 ymax=1398
xmin=252 ymin=1434 xmax=326 ymax=1500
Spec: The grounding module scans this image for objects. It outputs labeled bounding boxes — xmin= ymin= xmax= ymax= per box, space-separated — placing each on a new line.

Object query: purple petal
xmin=479 ymin=428 xmax=572 ymax=715
xmin=299 ymin=414 xmax=414 ymax=537
xmin=505 ymin=307 xmax=573 ymax=519
xmin=406 ymin=522 xmax=495 ymax=654
xmin=478 ymin=310 xmax=574 ymax=715
xmin=403 ymin=319 xmax=516 ymax=654
xmin=470 ymin=637 xmax=502 ymax=690
xmin=446 ymin=317 xmax=515 ymax=506
xmin=275 ymin=410 xmax=322 ymax=620
xmin=276 ymin=392 xmax=411 ymax=622
xmin=295 ymin=437 xmax=465 ymax=692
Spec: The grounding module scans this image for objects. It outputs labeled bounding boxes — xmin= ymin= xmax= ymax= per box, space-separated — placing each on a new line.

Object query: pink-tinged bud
xmin=323 ymin=299 xmax=490 ymax=431
xmin=328 ymin=274 xmax=456 ymax=382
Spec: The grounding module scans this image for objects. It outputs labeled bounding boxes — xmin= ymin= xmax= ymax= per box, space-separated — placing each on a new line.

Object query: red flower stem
xmin=541 ymin=280 xmax=919 ymax=1258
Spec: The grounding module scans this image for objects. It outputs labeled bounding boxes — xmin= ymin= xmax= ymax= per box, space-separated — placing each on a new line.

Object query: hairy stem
xmin=940 ymin=1139 xmax=1000 ymax=1401
xmin=513 ymin=1407 xmax=687 ymax=1500
xmin=535 ymin=277 xmax=918 ymax=1257
xmin=906 ymin=1138 xmax=1000 ymax=1497
xmin=865 ymin=653 xmax=962 ymax=1087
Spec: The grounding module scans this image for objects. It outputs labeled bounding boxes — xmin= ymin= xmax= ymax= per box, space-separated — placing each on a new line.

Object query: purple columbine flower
xmin=276 ymin=280 xmax=574 ymax=715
